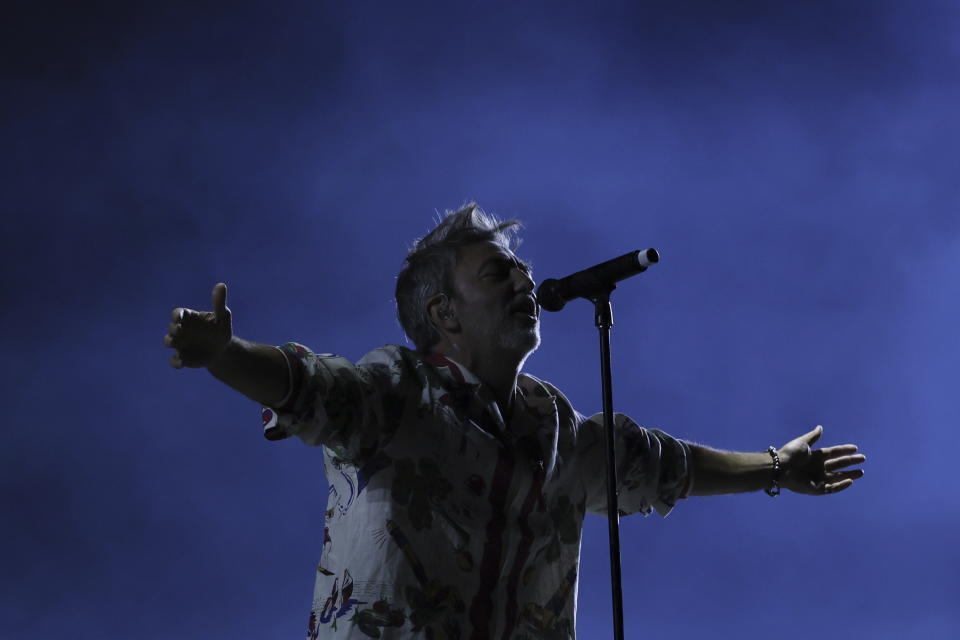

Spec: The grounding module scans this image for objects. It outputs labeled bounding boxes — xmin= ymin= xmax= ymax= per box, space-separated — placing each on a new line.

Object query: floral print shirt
xmin=261 ymin=343 xmax=692 ymax=639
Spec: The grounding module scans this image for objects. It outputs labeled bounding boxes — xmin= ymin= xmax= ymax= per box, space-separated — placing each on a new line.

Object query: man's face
xmin=448 ymin=240 xmax=541 ymax=360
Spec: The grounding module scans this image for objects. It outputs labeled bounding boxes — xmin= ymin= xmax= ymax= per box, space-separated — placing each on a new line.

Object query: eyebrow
xmin=478 ymin=254 xmax=533 ymax=275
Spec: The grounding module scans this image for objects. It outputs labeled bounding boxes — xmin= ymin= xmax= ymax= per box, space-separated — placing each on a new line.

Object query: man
xmin=164 ymin=203 xmax=865 ymax=639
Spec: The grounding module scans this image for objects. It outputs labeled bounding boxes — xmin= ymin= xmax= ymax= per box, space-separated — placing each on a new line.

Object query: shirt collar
xmin=422 ymin=351 xmax=559 ymax=416
xmin=423 ymin=351 xmax=560 ymax=480
xmin=422 ymin=352 xmax=483 ymax=389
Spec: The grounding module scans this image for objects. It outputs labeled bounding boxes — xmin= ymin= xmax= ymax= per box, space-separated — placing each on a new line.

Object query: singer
xmin=164 ymin=203 xmax=865 ymax=639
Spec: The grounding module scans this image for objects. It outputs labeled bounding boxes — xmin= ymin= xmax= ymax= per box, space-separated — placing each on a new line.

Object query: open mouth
xmin=509 ymin=295 xmax=540 ymax=319
xmin=511 ymin=303 xmax=539 ymax=318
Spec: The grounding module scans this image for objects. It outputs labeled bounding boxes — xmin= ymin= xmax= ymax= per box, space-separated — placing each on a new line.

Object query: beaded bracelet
xmin=765 ymin=446 xmax=781 ymax=497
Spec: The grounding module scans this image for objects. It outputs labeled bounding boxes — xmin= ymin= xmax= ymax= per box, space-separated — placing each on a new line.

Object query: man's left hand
xmin=779 ymin=425 xmax=866 ymax=495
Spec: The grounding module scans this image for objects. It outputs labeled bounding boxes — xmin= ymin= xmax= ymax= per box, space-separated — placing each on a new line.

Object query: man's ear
xmin=426 ymin=293 xmax=459 ymax=333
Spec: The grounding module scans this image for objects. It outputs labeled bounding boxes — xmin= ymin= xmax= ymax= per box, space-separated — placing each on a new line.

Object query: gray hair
xmin=395 ymin=202 xmax=522 ymax=352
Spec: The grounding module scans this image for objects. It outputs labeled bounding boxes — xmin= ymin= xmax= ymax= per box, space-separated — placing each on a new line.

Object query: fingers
xmin=170 ymin=351 xmax=183 ymax=369
xmin=804 ymin=424 xmax=823 ymax=446
xmin=169 ymin=308 xmax=209 ymax=330
xmin=809 ymin=461 xmax=864 ymax=496
xmin=823 ymin=478 xmax=854 ymax=495
xmin=164 ymin=317 xmax=184 ymax=348
xmin=821 ymin=444 xmax=858 ymax=457
xmin=824 ymin=453 xmax=866 ymax=471
xmin=166 ymin=308 xmax=196 ymax=351
xmin=826 ymin=469 xmax=865 ymax=483
xmin=212 ymin=282 xmax=228 ymax=320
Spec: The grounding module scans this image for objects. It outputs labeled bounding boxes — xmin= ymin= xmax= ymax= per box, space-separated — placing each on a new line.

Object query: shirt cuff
xmin=273 ymin=345 xmax=296 ymax=408
xmin=260 ymin=344 xmax=304 ymax=441
xmin=680 ymin=440 xmax=695 ymax=499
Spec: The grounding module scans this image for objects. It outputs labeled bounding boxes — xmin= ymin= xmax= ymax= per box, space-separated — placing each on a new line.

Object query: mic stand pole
xmin=594 ymin=288 xmax=625 ymax=640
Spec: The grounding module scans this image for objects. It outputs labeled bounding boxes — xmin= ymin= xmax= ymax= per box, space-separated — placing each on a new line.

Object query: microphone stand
xmin=594 ymin=288 xmax=625 ymax=640
xmin=538 ymin=248 xmax=658 ymax=640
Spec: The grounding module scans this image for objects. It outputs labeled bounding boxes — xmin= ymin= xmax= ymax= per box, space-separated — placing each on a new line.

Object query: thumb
xmin=804 ymin=424 xmax=823 ymax=446
xmin=212 ymin=282 xmax=229 ymax=319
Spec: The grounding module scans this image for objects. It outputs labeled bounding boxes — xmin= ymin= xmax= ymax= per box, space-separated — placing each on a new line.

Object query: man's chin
xmin=498 ymin=325 xmax=540 ymax=356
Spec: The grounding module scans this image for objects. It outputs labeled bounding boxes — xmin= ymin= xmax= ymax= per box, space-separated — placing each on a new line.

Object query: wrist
xmin=206 ymin=335 xmax=238 ymax=371
xmin=776 ymin=446 xmax=790 ymax=469
xmin=764 ymin=446 xmax=781 ymax=497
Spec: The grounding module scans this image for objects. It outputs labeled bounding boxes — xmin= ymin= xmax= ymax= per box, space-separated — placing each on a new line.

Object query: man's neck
xmin=432 ymin=344 xmax=523 ymax=418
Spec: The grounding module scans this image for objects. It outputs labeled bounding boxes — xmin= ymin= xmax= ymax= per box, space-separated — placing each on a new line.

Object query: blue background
xmin=3 ymin=1 xmax=958 ymax=638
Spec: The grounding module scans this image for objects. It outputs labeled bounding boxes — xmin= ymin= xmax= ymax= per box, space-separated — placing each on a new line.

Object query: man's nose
xmin=511 ymin=267 xmax=535 ymax=293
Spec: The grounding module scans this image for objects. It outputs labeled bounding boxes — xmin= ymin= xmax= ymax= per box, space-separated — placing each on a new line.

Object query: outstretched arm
xmin=688 ymin=425 xmax=865 ymax=496
xmin=164 ymin=283 xmax=293 ymax=408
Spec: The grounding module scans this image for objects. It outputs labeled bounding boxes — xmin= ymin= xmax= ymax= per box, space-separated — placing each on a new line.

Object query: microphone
xmin=536 ymin=249 xmax=659 ymax=312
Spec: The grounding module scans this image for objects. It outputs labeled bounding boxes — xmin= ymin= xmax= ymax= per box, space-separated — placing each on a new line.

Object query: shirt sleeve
xmin=577 ymin=412 xmax=692 ymax=518
xmin=259 ymin=343 xmax=407 ymax=460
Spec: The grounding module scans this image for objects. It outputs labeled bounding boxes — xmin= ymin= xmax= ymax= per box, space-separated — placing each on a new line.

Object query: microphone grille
xmin=535 ymin=279 xmax=566 ymax=312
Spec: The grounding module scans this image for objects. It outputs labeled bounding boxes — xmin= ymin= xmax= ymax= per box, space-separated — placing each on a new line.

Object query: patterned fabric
xmin=261 ymin=343 xmax=692 ymax=639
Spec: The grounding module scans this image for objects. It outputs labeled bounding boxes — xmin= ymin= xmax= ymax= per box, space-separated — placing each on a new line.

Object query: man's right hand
xmin=165 ymin=283 xmax=233 ymax=369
